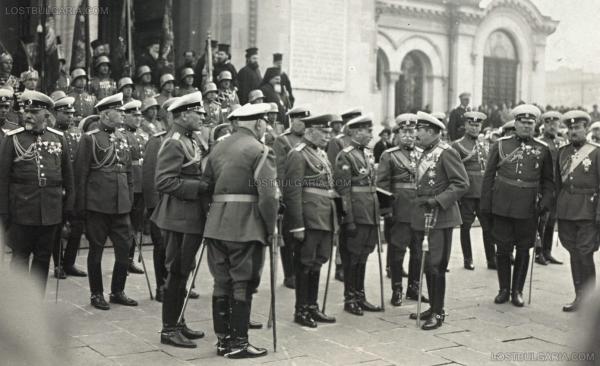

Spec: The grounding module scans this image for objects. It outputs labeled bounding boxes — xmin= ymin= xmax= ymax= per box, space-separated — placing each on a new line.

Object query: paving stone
xmin=66 ymin=346 xmax=118 ymax=365
xmin=80 ymin=330 xmax=157 ymax=356
xmin=111 ymin=350 xmax=189 ymax=365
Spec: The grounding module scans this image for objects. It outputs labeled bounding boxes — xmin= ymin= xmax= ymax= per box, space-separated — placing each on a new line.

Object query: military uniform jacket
xmin=556 ymin=142 xmax=600 ymax=222
xmin=273 ymin=132 xmax=302 ymax=181
xmin=204 ymin=100 xmax=224 ymax=126
xmin=334 ymin=140 xmax=379 ymax=226
xmin=142 ymin=132 xmax=166 ymax=210
xmin=217 ymin=88 xmax=239 ymax=112
xmin=451 ymin=135 xmax=488 ymax=198
xmin=540 ymin=133 xmax=559 ymax=179
xmin=150 ymin=124 xmax=209 ymax=234
xmin=176 ymin=86 xmax=199 ymax=97
xmin=203 ymin=128 xmax=279 ymax=245
xmin=68 ymin=89 xmax=97 ymax=118
xmin=326 ymin=133 xmax=351 ymax=167
xmin=74 ymin=127 xmax=133 ymax=215
xmin=0 ymin=73 xmax=19 ymax=90
xmin=89 ymin=77 xmax=117 ymax=100
xmin=481 ymin=135 xmax=554 ymax=219
xmin=377 ymin=146 xmax=421 ymax=223
xmin=0 ymin=120 xmax=19 ymax=141
xmin=134 ymin=84 xmax=158 ymax=101
xmin=63 ymin=127 xmax=82 ymax=162
xmin=283 ymin=141 xmax=338 ymax=233
xmin=0 ymin=127 xmax=74 ymax=226
xmin=410 ymin=139 xmax=469 ymax=230
xmin=141 ymin=118 xmax=166 ymax=136
xmin=124 ymin=128 xmax=148 ymax=193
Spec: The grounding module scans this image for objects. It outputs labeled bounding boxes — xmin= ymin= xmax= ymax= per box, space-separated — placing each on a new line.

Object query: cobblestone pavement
xmin=17 ymin=230 xmax=596 ymax=365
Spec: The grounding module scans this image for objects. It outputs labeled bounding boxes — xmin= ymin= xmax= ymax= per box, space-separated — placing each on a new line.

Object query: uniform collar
xmin=515 ymin=135 xmax=531 ymax=143
xmin=100 ymin=122 xmax=115 ymax=134
xmin=465 ymin=134 xmax=477 ymax=141
xmin=543 ymin=131 xmax=555 ymax=140
xmin=350 ymin=139 xmax=366 ymax=150
xmin=400 ymin=143 xmax=414 ymax=151
xmin=422 ymin=137 xmax=440 ymax=152
xmin=172 ymin=122 xmax=194 ymax=137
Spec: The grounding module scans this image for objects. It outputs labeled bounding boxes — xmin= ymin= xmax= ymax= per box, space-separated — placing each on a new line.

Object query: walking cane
xmin=268 ymin=218 xmax=278 ymax=352
xmin=321 ymin=232 xmax=336 ymax=314
xmin=375 ymin=222 xmax=385 ymax=311
xmin=137 ymin=227 xmax=154 ymax=300
xmin=268 ymin=215 xmax=282 ymax=329
xmin=177 ymin=240 xmax=205 ymax=325
xmin=417 ymin=210 xmax=434 ymax=328
xmin=529 ymin=212 xmax=549 ymax=305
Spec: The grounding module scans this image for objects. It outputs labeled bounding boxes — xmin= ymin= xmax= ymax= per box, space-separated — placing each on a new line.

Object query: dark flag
xmin=42 ymin=15 xmax=59 ymax=93
xmin=70 ymin=0 xmax=89 ymax=71
xmin=159 ymin=0 xmax=174 ymax=74
xmin=111 ymin=0 xmax=134 ymax=78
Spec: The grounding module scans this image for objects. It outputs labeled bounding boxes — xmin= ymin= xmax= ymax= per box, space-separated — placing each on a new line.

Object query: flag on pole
xmin=42 ymin=15 xmax=59 ymax=93
xmin=111 ymin=0 xmax=134 ymax=78
xmin=159 ymin=0 xmax=174 ymax=74
xmin=70 ymin=0 xmax=88 ymax=70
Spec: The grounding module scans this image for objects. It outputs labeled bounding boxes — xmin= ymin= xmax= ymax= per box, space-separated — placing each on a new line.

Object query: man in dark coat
xmin=237 ymin=48 xmax=262 ymax=105
xmin=273 ymin=53 xmax=294 ymax=108
xmin=373 ymin=128 xmax=392 ymax=163
xmin=213 ymin=44 xmax=238 ymax=88
xmin=259 ymin=67 xmax=285 ymax=124
xmin=447 ymin=92 xmax=471 ymax=141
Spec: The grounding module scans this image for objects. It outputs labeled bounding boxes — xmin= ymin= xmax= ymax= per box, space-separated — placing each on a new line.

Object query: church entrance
xmin=482 ymin=30 xmax=518 ymax=109
xmin=396 ymin=51 xmax=430 ymax=115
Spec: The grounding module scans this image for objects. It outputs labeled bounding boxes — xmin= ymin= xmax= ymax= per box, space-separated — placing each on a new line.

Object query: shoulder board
xmin=587 ymin=141 xmax=600 ymax=148
xmin=533 ymin=137 xmax=548 ymax=147
xmin=85 ymin=128 xmax=99 ymax=135
xmin=171 ymin=132 xmax=181 ymax=141
xmin=384 ymin=146 xmax=400 ymax=153
xmin=415 ymin=146 xmax=424 ymax=153
xmin=438 ymin=141 xmax=450 ymax=150
xmin=153 ymin=131 xmax=167 ymax=137
xmin=46 ymin=127 xmax=64 ymax=136
xmin=342 ymin=146 xmax=354 ymax=153
xmin=335 ymin=133 xmax=344 ymax=139
xmin=5 ymin=127 xmax=24 ymax=136
xmin=294 ymin=142 xmax=306 ymax=152
xmin=6 ymin=121 xmax=19 ymax=128
xmin=497 ymin=136 xmax=512 ymax=141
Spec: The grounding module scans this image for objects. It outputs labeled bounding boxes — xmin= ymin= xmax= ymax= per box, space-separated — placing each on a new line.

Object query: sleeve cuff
xmin=289 ymin=227 xmax=305 ymax=233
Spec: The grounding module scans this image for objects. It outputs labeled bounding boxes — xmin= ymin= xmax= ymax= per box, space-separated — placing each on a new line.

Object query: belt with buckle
xmin=392 ymin=182 xmax=416 ymax=190
xmin=351 ymin=186 xmax=376 ymax=193
xmin=131 ymin=159 xmax=143 ymax=166
xmin=497 ymin=176 xmax=538 ymax=188
xmin=212 ymin=194 xmax=258 ymax=203
xmin=11 ymin=177 xmax=62 ymax=187
xmin=302 ymin=187 xmax=338 ymax=198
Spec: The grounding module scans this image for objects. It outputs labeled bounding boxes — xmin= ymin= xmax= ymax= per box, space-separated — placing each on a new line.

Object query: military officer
xmin=0 ymin=88 xmax=18 ymax=138
xmin=203 ymin=82 xmax=224 ymax=127
xmin=334 ymin=115 xmax=383 ymax=315
xmin=451 ymin=111 xmax=495 ymax=270
xmin=151 ymin=92 xmax=208 ymax=348
xmin=448 ymin=92 xmax=471 ymax=141
xmin=407 ymin=111 xmax=469 ymax=330
xmin=377 ymin=113 xmax=428 ymax=306
xmin=74 ymin=92 xmax=138 ymax=310
xmin=121 ymin=100 xmax=147 ymax=274
xmin=203 ymin=103 xmax=278 ymax=358
xmin=142 ymin=97 xmax=179 ymax=301
xmin=556 ymin=110 xmax=599 ymax=312
xmin=273 ymin=106 xmax=310 ymax=289
xmin=481 ymin=104 xmax=554 ymax=307
xmin=535 ymin=110 xmax=563 ymax=265
xmin=0 ymin=91 xmax=74 ymax=294
xmin=283 ymin=113 xmax=338 ymax=327
xmin=89 ymin=56 xmax=117 ymax=101
xmin=134 ymin=65 xmax=158 ymax=101
xmin=176 ymin=68 xmax=199 ymax=96
xmin=68 ymin=68 xmax=96 ymax=121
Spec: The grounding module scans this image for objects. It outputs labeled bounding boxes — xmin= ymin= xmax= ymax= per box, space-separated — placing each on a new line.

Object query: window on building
xmin=483 ymin=30 xmax=518 ymax=110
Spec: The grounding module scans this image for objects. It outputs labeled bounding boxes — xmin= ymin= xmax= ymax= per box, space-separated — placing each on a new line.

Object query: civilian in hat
xmin=237 ymin=47 xmax=262 ymax=105
xmin=140 ymin=97 xmax=164 ymax=136
xmin=448 ymin=92 xmax=471 ymax=141
xmin=21 ymin=69 xmax=39 ymax=92
xmin=377 ymin=113 xmax=427 ymax=306
xmin=283 ymin=114 xmax=338 ymax=328
xmin=535 ymin=110 xmax=563 ymax=265
xmin=89 ymin=55 xmax=117 ymax=100
xmin=373 ymin=128 xmax=392 ymax=163
xmin=0 ymin=88 xmax=18 ymax=137
xmin=259 ymin=67 xmax=285 ymax=124
xmin=556 ymin=110 xmax=599 ymax=312
xmin=203 ymin=82 xmax=223 ymax=127
xmin=451 ymin=111 xmax=495 ymax=271
xmin=194 ymin=39 xmax=218 ymax=88
xmin=408 ymin=111 xmax=469 ymax=330
xmin=0 ymin=90 xmax=74 ymax=295
xmin=213 ymin=43 xmax=238 ymax=88
xmin=203 ymin=102 xmax=277 ymax=358
xmin=68 ymin=68 xmax=97 ymax=120
xmin=134 ymin=65 xmax=158 ymax=101
xmin=176 ymin=68 xmax=198 ymax=96
xmin=117 ymin=77 xmax=135 ymax=104
xmin=0 ymin=52 xmax=19 ymax=90
xmin=156 ymin=74 xmax=176 ymax=122
xmin=150 ymin=92 xmax=209 ymax=348
xmin=333 ymin=115 xmax=383 ymax=315
xmin=216 ymin=70 xmax=239 ymax=114
xmin=74 ymin=92 xmax=138 ymax=310
xmin=273 ymin=53 xmax=294 ymax=108
xmin=481 ymin=104 xmax=554 ymax=308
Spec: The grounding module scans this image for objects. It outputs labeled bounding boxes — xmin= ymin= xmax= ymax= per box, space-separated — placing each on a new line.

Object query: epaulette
xmin=342 ymin=145 xmax=354 ymax=153
xmin=415 ymin=146 xmax=424 ymax=153
xmin=46 ymin=127 xmax=64 ymax=136
xmin=85 ymin=128 xmax=99 ymax=135
xmin=497 ymin=136 xmax=512 ymax=141
xmin=588 ymin=141 xmax=600 ymax=148
xmin=438 ymin=141 xmax=450 ymax=150
xmin=294 ymin=142 xmax=306 ymax=152
xmin=335 ymin=133 xmax=345 ymax=139
xmin=384 ymin=146 xmax=400 ymax=153
xmin=171 ymin=132 xmax=181 ymax=140
xmin=5 ymin=127 xmax=24 ymax=136
xmin=153 ymin=131 xmax=167 ymax=138
xmin=533 ymin=137 xmax=548 ymax=147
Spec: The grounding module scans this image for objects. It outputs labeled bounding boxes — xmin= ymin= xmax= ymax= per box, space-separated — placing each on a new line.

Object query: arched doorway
xmin=482 ymin=30 xmax=518 ymax=109
xmin=396 ymin=51 xmax=429 ymax=115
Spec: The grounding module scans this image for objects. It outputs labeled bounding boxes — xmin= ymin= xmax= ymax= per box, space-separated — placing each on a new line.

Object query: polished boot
xmin=494 ymin=254 xmax=511 ymax=304
xmin=213 ymin=296 xmax=231 ymax=355
xmin=390 ymin=262 xmax=403 ymax=307
xmin=535 ymin=252 xmax=548 ymax=265
xmin=188 ymin=289 xmax=200 ymax=299
xmin=463 ymin=259 xmax=475 ymax=271
xmin=160 ymin=327 xmax=196 ymax=348
xmin=421 ymin=313 xmax=444 ymax=330
xmin=225 ymin=300 xmax=267 ymax=359
xmin=356 ymin=263 xmax=383 ymax=312
xmin=294 ymin=269 xmax=316 ymax=327
xmin=482 ymin=230 xmax=496 ymax=270
xmin=64 ymin=264 xmax=87 ymax=277
xmin=511 ymin=251 xmax=529 ymax=307
xmin=248 ymin=320 xmax=263 ymax=329
xmin=294 ymin=305 xmax=317 ymax=328
xmin=409 ymin=307 xmax=433 ymax=320
xmin=545 ymin=254 xmax=563 ymax=265
xmin=406 ymin=283 xmax=429 ymax=303
xmin=307 ymin=271 xmax=336 ymax=323
xmin=343 ymin=264 xmax=363 ymax=316
xmin=91 ymin=293 xmax=110 ymax=310
xmin=460 ymin=226 xmax=474 ymax=270
xmin=563 ymin=255 xmax=582 ymax=312
xmin=54 ymin=266 xmax=67 ymax=279
xmin=110 ymin=291 xmax=138 ymax=306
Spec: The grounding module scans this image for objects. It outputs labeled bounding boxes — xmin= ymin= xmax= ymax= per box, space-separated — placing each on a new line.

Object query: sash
xmin=416 ymin=145 xmax=443 ymax=183
xmin=561 ymin=144 xmax=595 ymax=183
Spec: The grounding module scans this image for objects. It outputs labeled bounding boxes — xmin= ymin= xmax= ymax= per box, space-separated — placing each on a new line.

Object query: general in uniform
xmin=203 ymin=103 xmax=278 ymax=359
xmin=0 ymin=91 xmax=74 ymax=294
xmin=481 ymin=104 xmax=554 ymax=307
xmin=150 ymin=92 xmax=208 ymax=348
xmin=74 ymin=92 xmax=138 ymax=310
xmin=451 ymin=111 xmax=496 ymax=270
xmin=555 ymin=111 xmax=599 ymax=312
xmin=334 ymin=115 xmax=383 ymax=315
xmin=284 ymin=114 xmax=338 ymax=328
xmin=408 ymin=112 xmax=469 ymax=330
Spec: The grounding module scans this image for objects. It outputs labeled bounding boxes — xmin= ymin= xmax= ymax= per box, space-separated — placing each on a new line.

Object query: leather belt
xmin=393 ymin=182 xmax=416 ymax=189
xmin=565 ymin=186 xmax=597 ymax=195
xmin=212 ymin=194 xmax=258 ymax=203
xmin=497 ymin=175 xmax=538 ymax=188
xmin=303 ymin=187 xmax=338 ymax=198
xmin=351 ymin=186 xmax=376 ymax=193
xmin=467 ymin=171 xmax=484 ymax=176
xmin=11 ymin=177 xmax=62 ymax=187
xmin=132 ymin=159 xmax=143 ymax=166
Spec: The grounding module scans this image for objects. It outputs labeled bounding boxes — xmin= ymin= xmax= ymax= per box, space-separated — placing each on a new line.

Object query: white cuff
xmin=289 ymin=227 xmax=305 ymax=233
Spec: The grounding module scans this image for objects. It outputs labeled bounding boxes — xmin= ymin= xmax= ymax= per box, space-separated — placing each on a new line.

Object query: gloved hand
xmin=419 ymin=198 xmax=439 ymax=210
xmin=292 ymin=230 xmax=305 ymax=242
xmin=537 ymin=202 xmax=550 ymax=215
xmin=344 ymin=223 xmax=358 ymax=238
xmin=197 ymin=179 xmax=210 ymax=194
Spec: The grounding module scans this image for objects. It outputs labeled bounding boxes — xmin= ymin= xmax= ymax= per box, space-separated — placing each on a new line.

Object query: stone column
xmin=386 ymin=71 xmax=400 ymax=120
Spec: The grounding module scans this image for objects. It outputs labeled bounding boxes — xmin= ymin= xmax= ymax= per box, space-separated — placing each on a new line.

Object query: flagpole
xmin=84 ymin=0 xmax=91 ymax=78
xmin=40 ymin=0 xmax=48 ymax=92
xmin=126 ymin=0 xmax=133 ymax=77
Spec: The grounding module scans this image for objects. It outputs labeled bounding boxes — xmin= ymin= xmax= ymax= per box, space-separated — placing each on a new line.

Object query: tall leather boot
xmin=343 ymin=263 xmax=362 ymax=315
xmin=511 ymin=250 xmax=529 ymax=307
xmin=390 ymin=261 xmax=403 ymax=306
xmin=294 ymin=268 xmax=316 ymax=327
xmin=422 ymin=273 xmax=445 ymax=330
xmin=542 ymin=219 xmax=562 ymax=264
xmin=494 ymin=253 xmax=511 ymax=304
xmin=563 ymin=255 xmax=582 ymax=312
xmin=161 ymin=275 xmax=195 ymax=348
xmin=281 ymin=243 xmax=296 ymax=289
xmin=406 ymin=248 xmax=429 ymax=302
xmin=482 ymin=230 xmax=496 ymax=270
xmin=225 ymin=300 xmax=267 ymax=359
xmin=213 ymin=296 xmax=231 ymax=355
xmin=30 ymin=258 xmax=51 ymax=295
xmin=307 ymin=270 xmax=336 ymax=323
xmin=460 ymin=225 xmax=474 ymax=270
xmin=356 ymin=263 xmax=382 ymax=312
